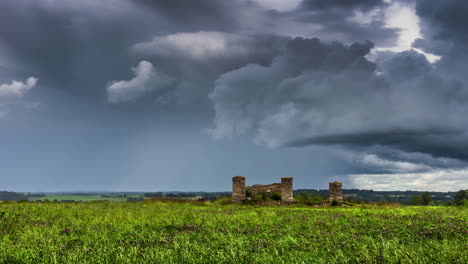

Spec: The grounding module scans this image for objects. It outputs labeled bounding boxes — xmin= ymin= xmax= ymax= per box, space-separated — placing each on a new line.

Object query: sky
xmin=0 ymin=0 xmax=467 ymax=192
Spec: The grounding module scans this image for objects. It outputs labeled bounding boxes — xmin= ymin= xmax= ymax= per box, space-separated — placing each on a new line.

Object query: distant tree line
xmin=0 ymin=191 xmax=45 ymax=201
xmin=1 ymin=189 xmax=466 ymax=206
xmin=293 ymin=189 xmax=465 ymax=206
xmin=144 ymin=192 xmax=231 ymax=199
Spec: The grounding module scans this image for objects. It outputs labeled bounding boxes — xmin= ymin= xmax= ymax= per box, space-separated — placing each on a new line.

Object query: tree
xmin=411 ymin=194 xmax=422 ymax=205
xmin=454 ymin=189 xmax=467 ymax=206
xmin=421 ymin=192 xmax=432 ymax=205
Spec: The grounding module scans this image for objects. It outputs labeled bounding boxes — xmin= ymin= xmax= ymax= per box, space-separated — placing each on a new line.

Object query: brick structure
xmin=232 ymin=176 xmax=246 ymax=202
xmin=329 ymin=181 xmax=343 ymax=203
xmin=232 ymin=176 xmax=293 ymax=202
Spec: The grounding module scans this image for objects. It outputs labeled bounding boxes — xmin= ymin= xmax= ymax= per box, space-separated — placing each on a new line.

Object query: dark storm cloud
xmin=286 ymin=129 xmax=468 ymax=161
xmin=300 ymin=0 xmax=386 ymax=11
xmin=0 ymin=0 xmax=400 ymax=106
xmin=134 ymin=0 xmax=253 ymax=31
xmin=0 ymin=0 xmax=286 ymax=106
xmin=131 ymin=32 xmax=288 ymax=104
xmin=362 ymin=145 xmax=468 ymax=172
xmin=415 ymin=0 xmax=468 ymax=46
xmin=0 ymin=0 xmax=163 ymax=100
xmin=210 ymin=37 xmax=383 ymax=141
xmin=413 ymin=0 xmax=468 ymax=83
xmin=0 ymin=0 xmax=467 ymax=191
xmin=277 ymin=0 xmax=398 ymax=47
xmin=210 ymin=37 xmax=468 ymax=161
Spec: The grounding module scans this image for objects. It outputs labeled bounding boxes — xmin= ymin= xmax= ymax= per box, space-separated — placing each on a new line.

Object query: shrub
xmin=411 ymin=195 xmax=423 ymax=205
xmin=295 ymin=192 xmax=325 ymax=204
xmin=421 ymin=192 xmax=432 ymax=205
xmin=271 ymin=192 xmax=282 ymax=201
xmin=253 ymin=192 xmax=268 ymax=201
xmin=249 ymin=191 xmax=283 ymax=202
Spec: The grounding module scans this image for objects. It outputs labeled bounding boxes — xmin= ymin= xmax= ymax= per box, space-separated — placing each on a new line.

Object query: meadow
xmin=28 ymin=195 xmax=130 ymax=202
xmin=0 ymin=201 xmax=466 ymax=263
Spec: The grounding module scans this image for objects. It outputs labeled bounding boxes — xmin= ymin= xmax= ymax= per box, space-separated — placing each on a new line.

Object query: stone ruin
xmin=232 ymin=176 xmax=294 ymax=202
xmin=233 ymin=176 xmax=343 ymax=204
xmin=328 ymin=181 xmax=343 ymax=203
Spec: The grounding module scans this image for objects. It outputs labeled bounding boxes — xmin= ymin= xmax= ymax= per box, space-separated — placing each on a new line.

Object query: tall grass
xmin=0 ymin=201 xmax=466 ymax=263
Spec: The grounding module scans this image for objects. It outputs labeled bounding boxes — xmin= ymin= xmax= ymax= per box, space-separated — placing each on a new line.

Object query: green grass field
xmin=0 ymin=201 xmax=466 ymax=263
xmin=28 ymin=195 xmax=136 ymax=202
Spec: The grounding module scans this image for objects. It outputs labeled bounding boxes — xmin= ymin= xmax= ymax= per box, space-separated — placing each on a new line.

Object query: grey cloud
xmin=134 ymin=0 xmax=252 ymax=32
xmin=210 ymin=37 xmax=468 ymax=161
xmin=415 ymin=0 xmax=468 ymax=46
xmin=133 ymin=32 xmax=288 ymax=104
xmin=210 ymin=37 xmax=383 ymax=141
xmin=287 ymin=130 xmax=468 ymax=161
xmin=0 ymin=0 xmax=168 ymax=99
xmin=0 ymin=0 xmax=287 ymax=111
xmin=379 ymin=50 xmax=431 ymax=81
xmin=362 ymin=146 xmax=468 ymax=171
xmin=132 ymin=32 xmax=286 ymax=65
xmin=1 ymin=0 xmax=467 ymax=191
xmin=299 ymin=0 xmax=387 ymax=11
xmin=136 ymin=0 xmax=397 ymax=49
xmin=0 ymin=0 xmax=397 ymax=106
xmin=272 ymin=0 xmax=398 ymax=47
xmin=414 ymin=0 xmax=468 ymax=83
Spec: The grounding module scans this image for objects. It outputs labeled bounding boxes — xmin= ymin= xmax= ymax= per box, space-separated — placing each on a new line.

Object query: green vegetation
xmin=251 ymin=192 xmax=282 ymax=202
xmin=0 ymin=201 xmax=466 ymax=263
xmin=421 ymin=192 xmax=433 ymax=206
xmin=411 ymin=194 xmax=423 ymax=205
xmin=295 ymin=192 xmax=327 ymax=205
xmin=1 ymin=189 xmax=460 ymax=204
xmin=28 ymin=195 xmax=137 ymax=202
xmin=294 ymin=189 xmax=458 ymax=205
xmin=455 ymin=189 xmax=467 ymax=206
xmin=0 ymin=192 xmax=41 ymax=202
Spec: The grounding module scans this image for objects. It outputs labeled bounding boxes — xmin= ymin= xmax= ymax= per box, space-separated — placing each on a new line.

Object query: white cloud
xmin=379 ymin=1 xmax=440 ymax=62
xmin=0 ymin=77 xmax=38 ymax=98
xmin=106 ymin=61 xmax=174 ymax=103
xmin=0 ymin=76 xmax=38 ymax=118
xmin=132 ymin=31 xmax=251 ymax=60
xmin=342 ymin=169 xmax=468 ymax=192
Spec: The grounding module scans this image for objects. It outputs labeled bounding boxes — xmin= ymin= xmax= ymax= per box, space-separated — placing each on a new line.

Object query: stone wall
xmin=329 ymin=181 xmax=343 ymax=203
xmin=232 ymin=176 xmax=246 ymax=202
xmin=232 ymin=176 xmax=293 ymax=202
xmin=249 ymin=183 xmax=282 ymax=195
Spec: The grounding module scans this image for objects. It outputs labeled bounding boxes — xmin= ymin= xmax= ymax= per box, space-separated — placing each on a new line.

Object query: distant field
xmin=28 ymin=195 xmax=137 ymax=202
xmin=0 ymin=201 xmax=466 ymax=263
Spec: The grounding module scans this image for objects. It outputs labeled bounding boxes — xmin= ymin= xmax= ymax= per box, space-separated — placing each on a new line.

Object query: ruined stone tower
xmin=232 ymin=176 xmax=293 ymax=202
xmin=329 ymin=181 xmax=343 ymax=203
xmin=281 ymin=177 xmax=294 ymax=202
xmin=232 ymin=176 xmax=246 ymax=202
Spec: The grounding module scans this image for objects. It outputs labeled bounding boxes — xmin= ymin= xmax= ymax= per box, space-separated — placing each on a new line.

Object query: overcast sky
xmin=0 ymin=0 xmax=467 ymax=192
